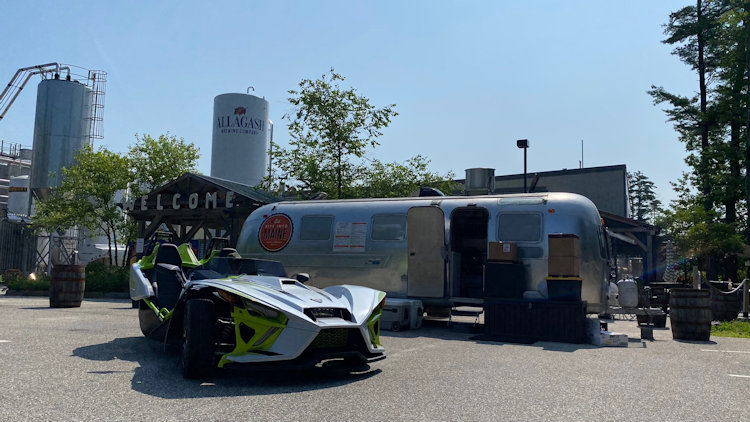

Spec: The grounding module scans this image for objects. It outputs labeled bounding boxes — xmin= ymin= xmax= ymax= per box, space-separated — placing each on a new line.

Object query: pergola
xmin=600 ymin=210 xmax=659 ymax=282
xmin=125 ymin=173 xmax=279 ymax=253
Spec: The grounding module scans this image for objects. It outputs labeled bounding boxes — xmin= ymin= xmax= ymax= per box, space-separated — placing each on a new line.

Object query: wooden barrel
xmin=669 ymin=288 xmax=711 ymax=341
xmin=49 ymin=265 xmax=86 ymax=308
xmin=709 ymin=285 xmax=740 ymax=321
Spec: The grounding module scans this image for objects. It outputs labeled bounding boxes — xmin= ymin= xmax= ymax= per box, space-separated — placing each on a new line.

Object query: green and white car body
xmin=130 ymin=251 xmax=386 ymax=378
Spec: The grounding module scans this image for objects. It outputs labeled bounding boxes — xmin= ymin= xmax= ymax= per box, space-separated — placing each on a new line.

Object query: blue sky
xmin=1 ymin=1 xmax=695 ymax=203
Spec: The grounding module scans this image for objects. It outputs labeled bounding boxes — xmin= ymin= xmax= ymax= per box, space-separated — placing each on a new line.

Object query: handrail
xmin=708 ymin=279 xmax=747 ymax=295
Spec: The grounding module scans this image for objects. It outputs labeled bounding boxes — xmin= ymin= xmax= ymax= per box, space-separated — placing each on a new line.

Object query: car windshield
xmin=190 ymin=257 xmax=287 ymax=280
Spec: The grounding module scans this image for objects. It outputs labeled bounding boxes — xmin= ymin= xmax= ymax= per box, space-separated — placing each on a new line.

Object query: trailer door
xmin=407 ymin=206 xmax=445 ymax=297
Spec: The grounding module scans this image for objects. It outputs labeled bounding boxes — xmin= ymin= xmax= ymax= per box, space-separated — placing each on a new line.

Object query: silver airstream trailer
xmin=236 ymin=192 xmax=609 ymax=314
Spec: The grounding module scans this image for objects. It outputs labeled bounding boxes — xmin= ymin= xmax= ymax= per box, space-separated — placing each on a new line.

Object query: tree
xmin=358 ymin=155 xmax=458 ymax=198
xmin=650 ymin=0 xmax=725 ymax=211
xmin=276 ymin=69 xmax=398 ymax=198
xmin=33 ymin=145 xmax=131 ymax=266
xmin=650 ymin=1 xmax=738 ymax=280
xmin=626 ymin=171 xmax=662 ymax=223
xmin=128 ymin=132 xmax=200 ymax=198
xmin=655 ymin=174 xmax=743 ymax=277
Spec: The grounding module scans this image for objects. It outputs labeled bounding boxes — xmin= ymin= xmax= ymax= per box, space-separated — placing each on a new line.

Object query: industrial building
xmin=0 ymin=141 xmax=32 ymax=212
xmin=0 ymin=63 xmax=106 ymax=275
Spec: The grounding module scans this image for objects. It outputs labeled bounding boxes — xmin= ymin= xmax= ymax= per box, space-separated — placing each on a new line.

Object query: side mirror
xmin=294 ymin=273 xmax=310 ymax=284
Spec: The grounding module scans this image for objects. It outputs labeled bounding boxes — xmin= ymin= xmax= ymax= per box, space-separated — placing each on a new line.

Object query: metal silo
xmin=30 ymin=78 xmax=93 ymax=199
xmin=211 ymin=92 xmax=269 ymax=186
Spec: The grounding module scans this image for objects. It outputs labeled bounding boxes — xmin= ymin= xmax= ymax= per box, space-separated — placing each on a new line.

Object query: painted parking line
xmin=701 ymin=349 xmax=750 ymax=354
xmin=729 ymin=374 xmax=750 ymax=379
xmin=0 ymin=340 xmax=10 ymax=343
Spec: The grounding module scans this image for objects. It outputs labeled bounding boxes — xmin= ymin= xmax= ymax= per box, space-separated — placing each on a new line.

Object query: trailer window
xmin=498 ymin=213 xmax=541 ymax=242
xmin=372 ymin=214 xmax=406 ymax=241
xmin=300 ymin=216 xmax=333 ymax=240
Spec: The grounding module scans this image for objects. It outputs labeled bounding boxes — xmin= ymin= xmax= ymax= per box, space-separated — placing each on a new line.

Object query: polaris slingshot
xmin=129 ymin=242 xmax=386 ymax=378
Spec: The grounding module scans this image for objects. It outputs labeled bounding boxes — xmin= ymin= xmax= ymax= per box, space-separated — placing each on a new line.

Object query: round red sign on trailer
xmin=258 ymin=214 xmax=293 ymax=252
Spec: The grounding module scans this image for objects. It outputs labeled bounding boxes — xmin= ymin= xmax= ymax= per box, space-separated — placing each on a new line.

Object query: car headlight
xmin=217 ymin=290 xmax=280 ymax=319
xmin=242 ymin=298 xmax=280 ymax=319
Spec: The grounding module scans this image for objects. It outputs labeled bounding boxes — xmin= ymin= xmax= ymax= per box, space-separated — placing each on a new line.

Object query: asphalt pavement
xmin=0 ymin=296 xmax=748 ymax=421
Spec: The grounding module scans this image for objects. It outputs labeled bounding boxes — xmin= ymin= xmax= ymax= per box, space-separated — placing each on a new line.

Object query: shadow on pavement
xmin=673 ymin=339 xmax=718 ymax=345
xmin=384 ymin=319 xmax=596 ymax=352
xmin=73 ymin=337 xmax=382 ymax=399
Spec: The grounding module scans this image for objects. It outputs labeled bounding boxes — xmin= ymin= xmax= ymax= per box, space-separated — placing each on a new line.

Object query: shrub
xmin=85 ymin=261 xmax=129 ymax=293
xmin=5 ymin=274 xmax=51 ymax=291
xmin=4 ymin=262 xmax=128 ymax=293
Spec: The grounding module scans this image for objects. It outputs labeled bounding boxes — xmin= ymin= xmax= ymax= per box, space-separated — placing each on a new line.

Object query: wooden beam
xmin=165 ymin=223 xmax=180 ymax=242
xmin=140 ymin=215 xmax=164 ymax=240
xmin=180 ymin=224 xmax=203 ymax=244
xmin=625 ymin=232 xmax=648 ymax=252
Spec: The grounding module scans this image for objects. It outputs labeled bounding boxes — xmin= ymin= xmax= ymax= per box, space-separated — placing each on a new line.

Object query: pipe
xmin=268 ymin=120 xmax=274 ymax=181
xmin=0 ymin=69 xmax=46 ymax=120
xmin=0 ymin=69 xmax=24 ymax=102
xmin=0 ymin=63 xmax=61 ymax=121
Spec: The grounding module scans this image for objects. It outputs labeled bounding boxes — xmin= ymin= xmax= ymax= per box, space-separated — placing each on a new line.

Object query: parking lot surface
xmin=0 ymin=296 xmax=749 ymax=421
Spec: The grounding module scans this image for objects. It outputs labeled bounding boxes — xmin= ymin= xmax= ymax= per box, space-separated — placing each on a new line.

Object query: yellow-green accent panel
xmin=218 ymin=307 xmax=288 ymax=368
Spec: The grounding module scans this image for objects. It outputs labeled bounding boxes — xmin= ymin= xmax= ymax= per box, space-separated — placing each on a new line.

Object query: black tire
xmin=181 ymin=299 xmax=216 ymax=379
xmin=391 ymin=322 xmax=401 ymax=332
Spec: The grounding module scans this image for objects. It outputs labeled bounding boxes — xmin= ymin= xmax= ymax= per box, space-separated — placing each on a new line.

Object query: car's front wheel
xmin=181 ymin=299 xmax=216 ymax=379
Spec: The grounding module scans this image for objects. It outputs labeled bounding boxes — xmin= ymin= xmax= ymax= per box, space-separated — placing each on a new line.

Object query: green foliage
xmin=712 ymin=320 xmax=750 ymax=338
xmin=359 ymin=155 xmax=458 ymax=198
xmin=626 ymin=171 xmax=662 ymax=223
xmin=33 ymin=144 xmax=131 ymax=266
xmin=276 ymin=68 xmax=398 ymax=198
xmin=5 ymin=275 xmax=50 ymax=291
xmin=84 ymin=260 xmax=129 ymax=292
xmin=651 ymin=2 xmax=750 ymax=279
xmin=32 ymin=133 xmax=200 ymax=268
xmin=3 ymin=262 xmax=128 ymax=292
xmin=655 ymin=173 xmax=743 ymax=261
xmin=272 ymin=69 xmax=452 ymax=200
xmin=128 ymin=132 xmax=200 ymax=198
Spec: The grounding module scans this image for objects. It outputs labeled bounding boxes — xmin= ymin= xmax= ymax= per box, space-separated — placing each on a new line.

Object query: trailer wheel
xmin=181 ymin=299 xmax=216 ymax=379
xmin=391 ymin=322 xmax=401 ymax=332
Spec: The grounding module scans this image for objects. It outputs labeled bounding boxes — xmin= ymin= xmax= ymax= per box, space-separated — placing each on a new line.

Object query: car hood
xmin=190 ymin=275 xmax=353 ymax=314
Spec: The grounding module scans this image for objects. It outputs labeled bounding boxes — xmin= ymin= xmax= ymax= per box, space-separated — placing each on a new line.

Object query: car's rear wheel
xmin=181 ymin=299 xmax=216 ymax=379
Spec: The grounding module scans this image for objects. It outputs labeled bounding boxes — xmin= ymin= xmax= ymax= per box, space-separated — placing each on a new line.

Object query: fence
xmin=0 ymin=219 xmax=80 ymax=277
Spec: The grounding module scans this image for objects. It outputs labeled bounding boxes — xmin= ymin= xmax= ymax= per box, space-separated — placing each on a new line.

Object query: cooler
xmin=381 ymin=298 xmax=424 ymax=331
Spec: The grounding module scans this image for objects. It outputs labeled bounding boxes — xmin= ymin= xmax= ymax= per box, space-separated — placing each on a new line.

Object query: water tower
xmin=211 ymin=92 xmax=269 ymax=186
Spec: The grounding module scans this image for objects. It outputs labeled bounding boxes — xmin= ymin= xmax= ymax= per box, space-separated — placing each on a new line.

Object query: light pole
xmin=516 ymin=139 xmax=529 ymax=193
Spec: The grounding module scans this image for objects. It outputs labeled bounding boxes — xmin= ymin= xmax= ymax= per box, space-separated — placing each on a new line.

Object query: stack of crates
xmin=546 ymin=234 xmax=582 ymax=302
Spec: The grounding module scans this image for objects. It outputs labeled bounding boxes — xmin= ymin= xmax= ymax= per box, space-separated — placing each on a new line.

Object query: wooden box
xmin=488 ymin=241 xmax=517 ymax=262
xmin=548 ymin=234 xmax=580 ymax=258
